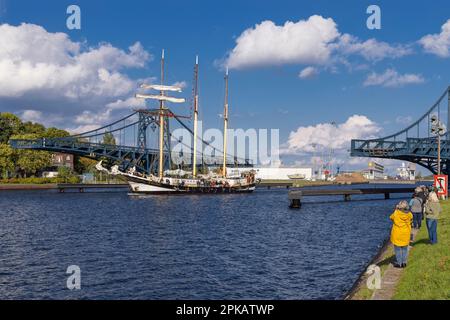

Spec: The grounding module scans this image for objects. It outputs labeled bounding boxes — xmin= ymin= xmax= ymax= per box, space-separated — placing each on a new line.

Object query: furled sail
xmin=140 ymin=84 xmax=182 ymax=92
xmin=135 ymin=94 xmax=186 ymax=103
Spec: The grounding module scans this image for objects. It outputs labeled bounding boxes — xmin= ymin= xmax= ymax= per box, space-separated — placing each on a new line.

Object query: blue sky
xmin=1 ymin=0 xmax=450 ymax=172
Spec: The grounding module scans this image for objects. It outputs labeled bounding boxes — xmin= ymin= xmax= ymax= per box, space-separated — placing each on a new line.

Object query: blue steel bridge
xmin=10 ymin=108 xmax=253 ymax=175
xmin=351 ymin=87 xmax=450 ymax=175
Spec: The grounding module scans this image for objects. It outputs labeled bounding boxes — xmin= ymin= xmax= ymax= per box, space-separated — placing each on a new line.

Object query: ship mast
xmin=158 ymin=49 xmax=166 ymax=179
xmin=222 ymin=67 xmax=229 ymax=178
xmin=135 ymin=49 xmax=185 ymax=179
xmin=192 ymin=56 xmax=199 ymax=177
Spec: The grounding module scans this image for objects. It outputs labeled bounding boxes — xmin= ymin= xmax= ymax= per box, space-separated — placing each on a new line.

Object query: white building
xmin=227 ymin=167 xmax=313 ymax=180
xmin=362 ymin=161 xmax=385 ymax=180
xmin=397 ymin=162 xmax=416 ymax=180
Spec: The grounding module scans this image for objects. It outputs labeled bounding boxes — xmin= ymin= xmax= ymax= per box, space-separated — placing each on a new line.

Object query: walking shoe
xmin=401 ymin=264 xmax=407 ymax=268
xmin=393 ymin=263 xmax=402 ymax=268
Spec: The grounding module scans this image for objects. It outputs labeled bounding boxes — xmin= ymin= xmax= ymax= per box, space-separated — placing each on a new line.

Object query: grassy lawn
xmin=351 ymin=199 xmax=450 ymax=300
xmin=393 ymin=199 xmax=450 ymax=299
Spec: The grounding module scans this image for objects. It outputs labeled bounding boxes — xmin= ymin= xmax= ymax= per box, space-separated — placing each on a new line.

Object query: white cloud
xmin=74 ymin=109 xmax=113 ymax=125
xmin=363 ymin=69 xmax=425 ymax=88
xmin=419 ymin=19 xmax=450 ymax=57
xmin=105 ymin=97 xmax=146 ymax=110
xmin=172 ymin=81 xmax=188 ymax=89
xmin=0 ymin=24 xmax=150 ymax=99
xmin=69 ymin=124 xmax=104 ymax=135
xmin=282 ymin=115 xmax=381 ymax=154
xmin=20 ymin=109 xmax=43 ymax=122
xmin=0 ymin=23 xmax=153 ymax=130
xmin=337 ymin=34 xmax=412 ymax=61
xmin=298 ymin=66 xmax=318 ymax=79
xmin=222 ymin=15 xmax=412 ymax=70
xmin=225 ymin=15 xmax=340 ymax=69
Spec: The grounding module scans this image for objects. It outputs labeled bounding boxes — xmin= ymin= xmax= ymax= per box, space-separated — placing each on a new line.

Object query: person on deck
xmin=390 ymin=200 xmax=413 ymax=268
xmin=424 ymin=192 xmax=441 ymax=245
xmin=409 ymin=194 xmax=423 ymax=229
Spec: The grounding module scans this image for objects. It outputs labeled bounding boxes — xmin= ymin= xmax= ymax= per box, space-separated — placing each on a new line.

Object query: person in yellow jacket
xmin=390 ymin=200 xmax=413 ymax=268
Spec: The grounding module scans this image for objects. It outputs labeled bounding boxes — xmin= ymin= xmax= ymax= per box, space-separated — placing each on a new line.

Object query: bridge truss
xmin=351 ymin=87 xmax=450 ymax=175
xmin=10 ymin=109 xmax=253 ymax=175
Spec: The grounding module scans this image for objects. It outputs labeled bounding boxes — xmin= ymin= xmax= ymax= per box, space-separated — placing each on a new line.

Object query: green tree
xmin=0 ymin=113 xmax=23 ymax=144
xmin=0 ymin=143 xmax=14 ymax=178
xmin=57 ymin=166 xmax=72 ymax=183
xmin=44 ymin=127 xmax=70 ymax=138
xmin=22 ymin=121 xmax=46 ymax=136
xmin=102 ymin=132 xmax=116 ymax=145
xmin=74 ymin=156 xmax=97 ymax=174
xmin=11 ymin=133 xmax=51 ymax=177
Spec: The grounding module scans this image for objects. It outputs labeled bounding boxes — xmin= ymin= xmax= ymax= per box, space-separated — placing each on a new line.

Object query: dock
xmin=57 ymin=183 xmax=129 ymax=192
xmin=258 ymin=180 xmax=334 ymax=189
xmin=0 ymin=183 xmax=130 ymax=192
xmin=288 ymin=187 xmax=415 ymax=208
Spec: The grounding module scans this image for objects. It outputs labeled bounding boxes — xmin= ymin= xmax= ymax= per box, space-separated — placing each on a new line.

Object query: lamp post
xmin=311 ymin=143 xmax=317 ymax=180
xmin=430 ymin=114 xmax=446 ymax=175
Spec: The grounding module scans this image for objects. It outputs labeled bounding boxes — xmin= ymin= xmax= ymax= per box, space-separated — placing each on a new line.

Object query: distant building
xmin=226 ymin=167 xmax=313 ymax=180
xmin=397 ymin=162 xmax=416 ymax=180
xmin=51 ymin=153 xmax=74 ymax=170
xmin=362 ymin=161 xmax=385 ymax=180
xmin=42 ymin=153 xmax=74 ymax=178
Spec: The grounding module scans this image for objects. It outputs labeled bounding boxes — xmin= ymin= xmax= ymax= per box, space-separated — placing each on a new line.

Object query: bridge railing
xmin=350 ymin=87 xmax=450 ymax=173
xmin=351 ymin=139 xmax=407 ymax=156
xmin=11 ymin=137 xmax=254 ymax=168
xmin=10 ymin=139 xmax=44 ymax=149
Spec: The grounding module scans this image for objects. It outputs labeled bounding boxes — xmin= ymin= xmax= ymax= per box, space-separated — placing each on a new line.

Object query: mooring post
xmin=288 ymin=190 xmax=302 ymax=209
xmin=384 ymin=193 xmax=390 ymax=199
xmin=344 ymin=194 xmax=351 ymax=201
xmin=289 ymin=198 xmax=301 ymax=209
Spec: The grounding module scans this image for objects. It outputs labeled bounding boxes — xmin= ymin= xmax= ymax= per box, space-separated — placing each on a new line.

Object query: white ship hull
xmin=128 ymin=181 xmax=176 ymax=193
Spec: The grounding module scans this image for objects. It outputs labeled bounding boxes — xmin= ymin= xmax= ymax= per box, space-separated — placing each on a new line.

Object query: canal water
xmin=0 ymin=185 xmax=422 ymax=299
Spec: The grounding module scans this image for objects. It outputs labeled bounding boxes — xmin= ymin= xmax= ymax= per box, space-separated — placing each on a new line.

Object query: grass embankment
xmin=0 ymin=177 xmax=79 ymax=184
xmin=393 ymin=200 xmax=450 ymax=299
xmin=351 ymin=200 xmax=450 ymax=300
xmin=350 ymin=242 xmax=395 ymax=300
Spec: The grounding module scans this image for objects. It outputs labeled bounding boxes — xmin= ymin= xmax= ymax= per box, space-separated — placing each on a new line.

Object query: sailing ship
xmin=97 ymin=50 xmax=257 ymax=194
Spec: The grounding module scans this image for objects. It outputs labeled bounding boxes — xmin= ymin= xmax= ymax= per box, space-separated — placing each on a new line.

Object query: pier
xmin=288 ymin=187 xmax=415 ymax=208
xmin=57 ymin=183 xmax=129 ymax=193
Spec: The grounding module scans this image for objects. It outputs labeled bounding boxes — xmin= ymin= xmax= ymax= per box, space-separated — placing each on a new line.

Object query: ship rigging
xmin=97 ymin=50 xmax=257 ymax=194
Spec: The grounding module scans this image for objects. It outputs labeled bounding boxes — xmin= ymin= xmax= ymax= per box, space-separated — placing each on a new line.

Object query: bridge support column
xmin=344 ymin=194 xmax=351 ymax=201
xmin=288 ymin=191 xmax=302 ymax=209
xmin=289 ymin=198 xmax=301 ymax=209
xmin=385 ymin=193 xmax=390 ymax=199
